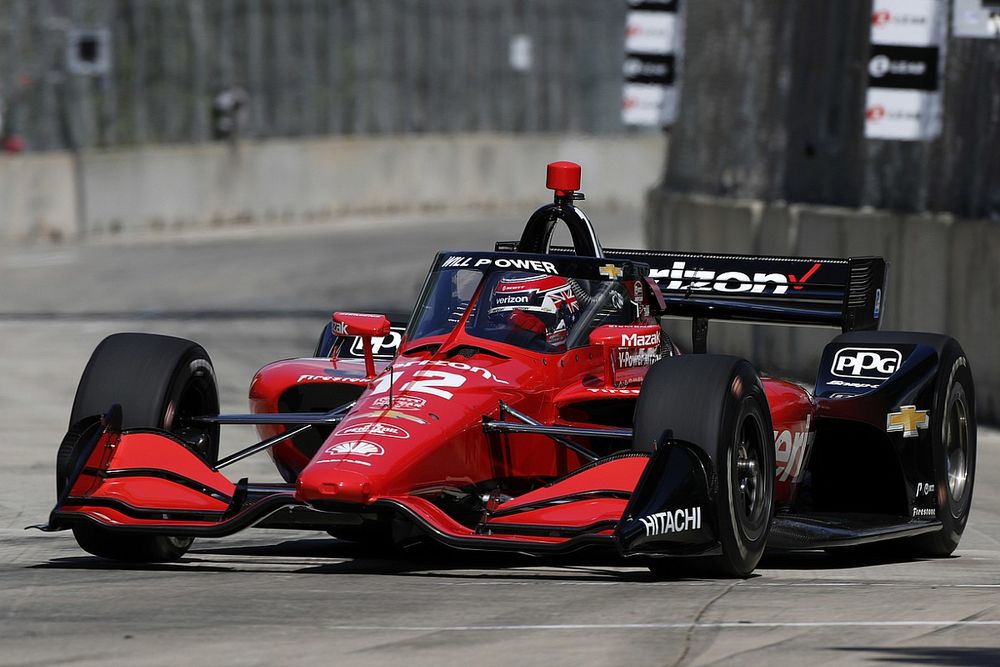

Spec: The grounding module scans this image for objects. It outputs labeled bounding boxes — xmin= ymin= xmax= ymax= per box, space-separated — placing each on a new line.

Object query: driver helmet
xmin=487 ymin=272 xmax=581 ymax=348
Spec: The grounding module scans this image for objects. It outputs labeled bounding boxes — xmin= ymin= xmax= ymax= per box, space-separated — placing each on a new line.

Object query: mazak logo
xmin=649 ymin=261 xmax=821 ymax=295
xmin=338 ymin=422 xmax=410 ymax=439
xmin=639 ymin=507 xmax=701 ymax=537
xmin=621 ymin=332 xmax=660 ymax=347
xmin=324 ymin=441 xmax=384 ymax=457
xmin=832 ymin=348 xmax=902 ymax=380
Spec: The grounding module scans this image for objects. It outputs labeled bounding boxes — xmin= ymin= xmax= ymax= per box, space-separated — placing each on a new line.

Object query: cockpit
xmin=405 ymin=255 xmax=642 ymax=354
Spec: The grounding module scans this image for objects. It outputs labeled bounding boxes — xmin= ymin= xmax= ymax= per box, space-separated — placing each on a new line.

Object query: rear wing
xmin=495 ymin=243 xmax=886 ymax=333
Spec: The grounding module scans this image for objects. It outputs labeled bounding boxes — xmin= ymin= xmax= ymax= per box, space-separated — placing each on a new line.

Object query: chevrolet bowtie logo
xmin=599 ymin=264 xmax=623 ymax=279
xmin=886 ymin=405 xmax=930 ymax=438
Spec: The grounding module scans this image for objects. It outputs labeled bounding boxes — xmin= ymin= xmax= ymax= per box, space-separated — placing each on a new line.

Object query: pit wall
xmin=0 ymin=133 xmax=665 ymax=244
xmin=646 ymin=191 xmax=999 ymax=423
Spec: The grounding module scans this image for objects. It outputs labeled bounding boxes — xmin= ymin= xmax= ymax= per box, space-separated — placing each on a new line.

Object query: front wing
xmin=42 ymin=417 xmax=720 ymax=558
xmin=41 ymin=415 xmax=940 ymax=557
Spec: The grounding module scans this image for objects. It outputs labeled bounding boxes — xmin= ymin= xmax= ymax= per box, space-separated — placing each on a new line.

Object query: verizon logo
xmin=649 ymin=261 xmax=821 ymax=295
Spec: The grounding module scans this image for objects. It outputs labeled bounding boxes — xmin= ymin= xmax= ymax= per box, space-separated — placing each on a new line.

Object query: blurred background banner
xmin=622 ymin=0 xmax=684 ymax=127
xmin=864 ymin=0 xmax=947 ymax=141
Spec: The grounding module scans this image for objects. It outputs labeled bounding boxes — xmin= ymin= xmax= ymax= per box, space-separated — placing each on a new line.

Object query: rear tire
xmin=634 ymin=355 xmax=775 ymax=578
xmin=57 ymin=333 xmax=220 ymax=562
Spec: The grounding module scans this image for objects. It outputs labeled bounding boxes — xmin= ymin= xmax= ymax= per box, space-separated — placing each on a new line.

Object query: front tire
xmin=57 ymin=333 xmax=220 ymax=562
xmin=634 ymin=355 xmax=775 ymax=578
xmin=909 ymin=339 xmax=976 ymax=556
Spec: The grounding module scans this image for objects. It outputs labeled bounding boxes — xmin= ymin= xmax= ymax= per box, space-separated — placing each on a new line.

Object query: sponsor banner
xmin=628 ymin=0 xmax=679 ymax=11
xmin=867 ymin=45 xmax=939 ymax=90
xmin=624 ymin=53 xmax=676 ymax=86
xmin=953 ymin=0 xmax=1000 ymax=38
xmin=865 ymin=88 xmax=942 ymax=141
xmin=625 ymin=11 xmax=678 ymax=54
xmin=623 ymin=1 xmax=683 ymax=128
xmin=866 ymin=0 xmax=946 ymax=141
xmin=622 ymin=84 xmax=667 ymax=127
xmin=871 ymin=0 xmax=942 ymax=46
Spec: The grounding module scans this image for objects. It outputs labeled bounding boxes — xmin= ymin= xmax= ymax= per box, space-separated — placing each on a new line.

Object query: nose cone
xmin=295 ymin=466 xmax=374 ymax=505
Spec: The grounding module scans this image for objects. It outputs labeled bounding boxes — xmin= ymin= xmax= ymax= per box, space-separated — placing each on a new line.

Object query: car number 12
xmin=371 ymin=369 xmax=467 ymax=400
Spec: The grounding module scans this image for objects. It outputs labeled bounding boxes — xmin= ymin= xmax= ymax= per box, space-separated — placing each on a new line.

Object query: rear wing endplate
xmin=495 ymin=243 xmax=886 ymax=333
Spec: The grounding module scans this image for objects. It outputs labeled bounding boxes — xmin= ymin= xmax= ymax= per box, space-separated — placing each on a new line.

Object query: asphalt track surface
xmin=1 ymin=211 xmax=998 ymax=666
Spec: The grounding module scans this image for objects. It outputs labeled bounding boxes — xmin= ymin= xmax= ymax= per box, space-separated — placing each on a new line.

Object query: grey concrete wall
xmin=0 ymin=133 xmax=665 ymax=243
xmin=0 ymin=153 xmax=78 ymax=244
xmin=647 ymin=190 xmax=999 ymax=422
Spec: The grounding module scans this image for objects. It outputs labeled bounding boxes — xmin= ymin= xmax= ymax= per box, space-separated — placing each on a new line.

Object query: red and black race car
xmin=40 ymin=162 xmax=977 ymax=577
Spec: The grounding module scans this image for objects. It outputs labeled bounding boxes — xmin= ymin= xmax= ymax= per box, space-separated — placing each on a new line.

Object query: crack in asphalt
xmin=670 ymin=579 xmax=742 ymax=666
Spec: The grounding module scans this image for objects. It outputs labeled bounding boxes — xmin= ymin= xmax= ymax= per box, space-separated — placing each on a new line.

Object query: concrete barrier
xmin=647 ymin=190 xmax=999 ymax=422
xmin=0 ymin=134 xmax=665 ymax=243
xmin=0 ymin=153 xmax=78 ymax=243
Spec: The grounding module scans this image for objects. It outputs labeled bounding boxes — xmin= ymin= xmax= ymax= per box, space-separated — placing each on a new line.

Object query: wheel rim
xmin=944 ymin=383 xmax=970 ymax=508
xmin=165 ymin=360 xmax=219 ymax=461
xmin=733 ymin=413 xmax=768 ymax=541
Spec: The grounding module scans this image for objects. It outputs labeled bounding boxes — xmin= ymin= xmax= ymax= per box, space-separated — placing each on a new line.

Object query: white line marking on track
xmin=324 ymin=620 xmax=1000 ymax=632
xmin=429 ymin=579 xmax=1000 ymax=589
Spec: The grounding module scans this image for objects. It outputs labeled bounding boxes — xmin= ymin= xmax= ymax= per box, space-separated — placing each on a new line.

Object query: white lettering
xmin=650 ymin=261 xmax=793 ymax=295
xmin=827 ymin=379 xmax=880 ymax=389
xmin=621 ymin=332 xmax=660 ymax=347
xmin=296 ymin=374 xmax=368 ymax=385
xmin=773 ymin=429 xmax=811 ymax=482
xmin=832 ymin=348 xmax=902 ymax=380
xmin=713 ymin=271 xmax=753 ymax=293
xmin=639 ymin=506 xmax=702 ymax=537
xmin=585 ymin=387 xmax=641 ymax=395
xmin=338 ymin=422 xmax=410 ymax=439
xmin=616 ymin=347 xmax=660 ymax=369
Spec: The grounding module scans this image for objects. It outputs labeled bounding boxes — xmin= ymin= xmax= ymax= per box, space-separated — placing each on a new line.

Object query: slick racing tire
xmin=56 ymin=333 xmax=220 ymax=562
xmin=634 ymin=355 xmax=775 ymax=578
xmin=906 ymin=336 xmax=976 ymax=557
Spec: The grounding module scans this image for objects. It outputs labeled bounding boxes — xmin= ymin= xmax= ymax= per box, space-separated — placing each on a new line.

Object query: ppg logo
xmin=349 ymin=328 xmax=403 ymax=359
xmin=831 ymin=347 xmax=902 ymax=380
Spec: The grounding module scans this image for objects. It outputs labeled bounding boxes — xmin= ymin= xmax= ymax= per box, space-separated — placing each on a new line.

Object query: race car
xmin=39 ymin=161 xmax=976 ymax=577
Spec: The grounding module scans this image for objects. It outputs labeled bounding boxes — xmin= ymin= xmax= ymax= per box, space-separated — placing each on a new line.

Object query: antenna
xmin=388 ymin=363 xmax=394 ymax=408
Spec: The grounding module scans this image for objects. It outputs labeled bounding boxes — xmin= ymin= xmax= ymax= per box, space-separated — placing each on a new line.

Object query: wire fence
xmin=0 ymin=0 xmax=630 ymax=152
